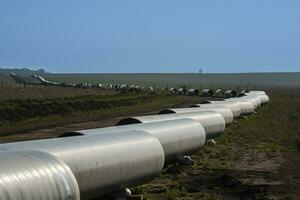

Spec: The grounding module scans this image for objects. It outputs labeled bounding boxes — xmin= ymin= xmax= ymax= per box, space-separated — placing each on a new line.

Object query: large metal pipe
xmin=190 ymin=101 xmax=242 ymax=118
xmin=223 ymin=99 xmax=255 ymax=115
xmin=0 ymin=150 xmax=80 ymax=200
xmin=224 ymin=90 xmax=237 ymax=98
xmin=259 ymin=94 xmax=269 ymax=104
xmin=246 ymin=91 xmax=266 ymax=95
xmin=158 ymin=106 xmax=234 ymax=124
xmin=116 ymin=111 xmax=225 ymax=140
xmin=244 ymin=91 xmax=270 ymax=104
xmin=68 ymin=119 xmax=206 ymax=162
xmin=237 ymin=96 xmax=261 ymax=109
xmin=215 ymin=89 xmax=223 ymax=97
xmin=234 ymin=100 xmax=255 ymax=114
xmin=201 ymin=89 xmax=214 ymax=96
xmin=186 ymin=88 xmax=200 ymax=96
xmin=245 ymin=92 xmax=269 ymax=104
xmin=0 ymin=131 xmax=165 ymax=199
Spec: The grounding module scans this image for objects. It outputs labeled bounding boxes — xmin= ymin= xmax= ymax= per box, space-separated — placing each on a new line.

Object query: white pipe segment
xmin=116 ymin=111 xmax=225 ymax=140
xmin=0 ymin=131 xmax=165 ymax=200
xmin=240 ymin=95 xmax=262 ymax=108
xmin=224 ymin=99 xmax=255 ymax=114
xmin=259 ymin=94 xmax=270 ymax=104
xmin=71 ymin=118 xmax=206 ymax=162
xmin=158 ymin=107 xmax=234 ymax=124
xmin=190 ymin=101 xmax=242 ymax=118
xmin=0 ymin=150 xmax=80 ymax=200
xmin=245 ymin=92 xmax=269 ymax=104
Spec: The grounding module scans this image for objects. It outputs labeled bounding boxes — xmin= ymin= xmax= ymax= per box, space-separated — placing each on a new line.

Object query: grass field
xmin=46 ymin=73 xmax=300 ymax=89
xmin=1 ymin=72 xmax=300 ymax=89
xmin=0 ymin=86 xmax=117 ymax=100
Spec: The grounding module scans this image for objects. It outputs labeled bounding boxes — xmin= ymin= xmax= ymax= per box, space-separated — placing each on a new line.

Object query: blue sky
xmin=0 ymin=0 xmax=299 ymax=73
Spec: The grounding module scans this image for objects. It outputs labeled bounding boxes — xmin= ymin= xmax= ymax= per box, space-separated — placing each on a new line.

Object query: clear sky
xmin=0 ymin=0 xmax=299 ymax=73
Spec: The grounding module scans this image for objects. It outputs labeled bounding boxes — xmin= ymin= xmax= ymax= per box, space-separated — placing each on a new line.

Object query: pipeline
xmin=0 ymin=91 xmax=269 ymax=199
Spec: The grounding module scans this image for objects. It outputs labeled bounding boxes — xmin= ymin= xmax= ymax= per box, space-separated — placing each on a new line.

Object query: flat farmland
xmin=1 ymin=73 xmax=300 ymax=89
xmin=44 ymin=72 xmax=300 ymax=89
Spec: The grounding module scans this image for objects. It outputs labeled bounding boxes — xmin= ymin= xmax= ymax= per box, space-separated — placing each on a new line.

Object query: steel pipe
xmin=0 ymin=150 xmax=80 ymax=200
xmin=224 ymin=99 xmax=255 ymax=115
xmin=116 ymin=111 xmax=225 ymax=140
xmin=245 ymin=92 xmax=269 ymax=104
xmin=244 ymin=91 xmax=269 ymax=104
xmin=224 ymin=90 xmax=237 ymax=98
xmin=0 ymin=131 xmax=165 ymax=199
xmin=201 ymin=89 xmax=214 ymax=96
xmin=158 ymin=106 xmax=234 ymax=124
xmin=186 ymin=88 xmax=200 ymax=96
xmin=190 ymin=101 xmax=242 ymax=118
xmin=69 ymin=118 xmax=206 ymax=162
xmin=238 ymin=96 xmax=261 ymax=109
xmin=258 ymin=94 xmax=270 ymax=104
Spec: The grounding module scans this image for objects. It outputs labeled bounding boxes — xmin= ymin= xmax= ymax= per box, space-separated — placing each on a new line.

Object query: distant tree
xmin=198 ymin=68 xmax=203 ymax=74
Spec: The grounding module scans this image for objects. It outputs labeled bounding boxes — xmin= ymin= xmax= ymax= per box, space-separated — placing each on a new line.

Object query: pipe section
xmin=190 ymin=101 xmax=242 ymax=118
xmin=0 ymin=131 xmax=165 ymax=199
xmin=0 ymin=150 xmax=80 ymax=200
xmin=201 ymin=89 xmax=214 ymax=96
xmin=116 ymin=111 xmax=225 ymax=140
xmin=158 ymin=107 xmax=233 ymax=124
xmin=71 ymin=118 xmax=206 ymax=162
xmin=224 ymin=90 xmax=237 ymax=98
xmin=224 ymin=99 xmax=255 ymax=115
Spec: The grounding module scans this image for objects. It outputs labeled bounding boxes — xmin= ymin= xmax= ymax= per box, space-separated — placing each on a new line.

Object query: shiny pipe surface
xmin=116 ymin=111 xmax=225 ymax=140
xmin=158 ymin=106 xmax=233 ymax=124
xmin=224 ymin=99 xmax=255 ymax=115
xmin=190 ymin=101 xmax=242 ymax=118
xmin=246 ymin=93 xmax=269 ymax=104
xmin=0 ymin=150 xmax=80 ymax=200
xmin=238 ymin=96 xmax=261 ymax=108
xmin=71 ymin=118 xmax=206 ymax=162
xmin=0 ymin=131 xmax=165 ymax=199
